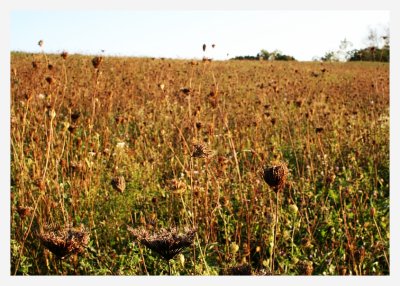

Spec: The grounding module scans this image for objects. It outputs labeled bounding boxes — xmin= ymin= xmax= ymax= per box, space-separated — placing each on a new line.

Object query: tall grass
xmin=10 ymin=52 xmax=389 ymax=275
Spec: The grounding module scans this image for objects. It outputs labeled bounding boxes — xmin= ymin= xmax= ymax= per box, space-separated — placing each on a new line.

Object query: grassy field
xmin=10 ymin=52 xmax=389 ymax=275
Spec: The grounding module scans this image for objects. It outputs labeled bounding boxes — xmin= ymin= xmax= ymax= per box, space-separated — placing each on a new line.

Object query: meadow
xmin=10 ymin=51 xmax=389 ymax=275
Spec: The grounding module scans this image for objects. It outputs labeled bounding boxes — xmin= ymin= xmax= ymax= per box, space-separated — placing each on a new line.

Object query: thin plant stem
xmin=271 ymin=191 xmax=279 ymax=274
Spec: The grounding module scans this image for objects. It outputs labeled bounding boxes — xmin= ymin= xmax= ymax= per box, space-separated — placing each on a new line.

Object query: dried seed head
xmin=45 ymin=76 xmax=55 ymax=85
xmin=128 ymin=226 xmax=196 ymax=261
xmin=61 ymin=51 xmax=68 ymax=60
xmin=180 ymin=87 xmax=191 ymax=95
xmin=68 ymin=124 xmax=77 ymax=133
xmin=228 ymin=264 xmax=252 ymax=275
xmin=169 ymin=178 xmax=187 ymax=194
xmin=92 ymin=56 xmax=103 ymax=69
xmin=295 ymin=99 xmax=303 ymax=107
xmin=298 ymin=261 xmax=313 ymax=275
xmin=38 ymin=224 xmax=90 ymax=259
xmin=16 ymin=205 xmax=33 ymax=219
xmin=191 ymin=142 xmax=215 ymax=159
xmin=263 ymin=161 xmax=288 ymax=192
xmin=71 ymin=110 xmax=81 ymax=122
xmin=370 ymin=207 xmax=376 ymax=217
xmin=111 ymin=176 xmax=126 ymax=193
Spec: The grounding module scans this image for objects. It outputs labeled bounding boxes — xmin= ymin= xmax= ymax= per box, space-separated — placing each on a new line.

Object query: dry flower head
xmin=263 ymin=161 xmax=288 ymax=192
xmin=191 ymin=142 xmax=215 ymax=159
xmin=38 ymin=224 xmax=90 ymax=259
xmin=111 ymin=176 xmax=126 ymax=193
xmin=128 ymin=226 xmax=196 ymax=261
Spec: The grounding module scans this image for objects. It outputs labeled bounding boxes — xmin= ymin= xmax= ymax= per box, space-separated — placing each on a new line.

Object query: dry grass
xmin=10 ymin=52 xmax=389 ymax=275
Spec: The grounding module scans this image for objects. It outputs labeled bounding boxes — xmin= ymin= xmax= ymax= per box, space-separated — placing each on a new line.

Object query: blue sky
xmin=11 ymin=10 xmax=389 ymax=61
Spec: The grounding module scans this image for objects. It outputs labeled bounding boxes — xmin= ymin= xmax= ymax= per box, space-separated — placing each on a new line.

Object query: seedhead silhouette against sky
xmin=11 ymin=10 xmax=389 ymax=61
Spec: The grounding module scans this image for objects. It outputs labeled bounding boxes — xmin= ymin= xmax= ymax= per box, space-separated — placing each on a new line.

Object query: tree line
xmin=231 ymin=26 xmax=389 ymax=62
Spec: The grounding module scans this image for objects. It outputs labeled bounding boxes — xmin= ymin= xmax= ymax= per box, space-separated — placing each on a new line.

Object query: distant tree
xmin=338 ymin=38 xmax=353 ymax=61
xmin=320 ymin=25 xmax=389 ymax=62
xmin=348 ymin=26 xmax=389 ymax=62
xmin=348 ymin=47 xmax=389 ymax=62
xmin=231 ymin=55 xmax=259 ymax=61
xmin=258 ymin=49 xmax=296 ymax=61
xmin=231 ymin=49 xmax=295 ymax=61
xmin=320 ymin=51 xmax=339 ymax=62
xmin=258 ymin=49 xmax=271 ymax=60
xmin=365 ymin=28 xmax=379 ymax=49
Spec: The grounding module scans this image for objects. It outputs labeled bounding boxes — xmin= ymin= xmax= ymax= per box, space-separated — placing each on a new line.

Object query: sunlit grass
xmin=10 ymin=52 xmax=389 ymax=275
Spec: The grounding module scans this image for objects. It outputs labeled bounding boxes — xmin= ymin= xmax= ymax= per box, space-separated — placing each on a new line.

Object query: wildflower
xmin=38 ymin=224 xmax=90 ymax=259
xmin=230 ymin=242 xmax=239 ymax=254
xmin=288 ymin=204 xmax=298 ymax=215
xmin=116 ymin=141 xmax=126 ymax=148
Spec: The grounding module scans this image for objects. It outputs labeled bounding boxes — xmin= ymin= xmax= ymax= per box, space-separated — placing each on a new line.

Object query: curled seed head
xmin=92 ymin=56 xmax=103 ymax=69
xmin=263 ymin=161 xmax=288 ymax=192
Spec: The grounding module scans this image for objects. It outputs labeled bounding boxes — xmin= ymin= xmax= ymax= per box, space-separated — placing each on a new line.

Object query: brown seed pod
xmin=263 ymin=162 xmax=288 ymax=192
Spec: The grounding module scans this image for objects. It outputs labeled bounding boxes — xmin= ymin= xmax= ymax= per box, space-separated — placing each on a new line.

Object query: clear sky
xmin=11 ymin=10 xmax=389 ymax=61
